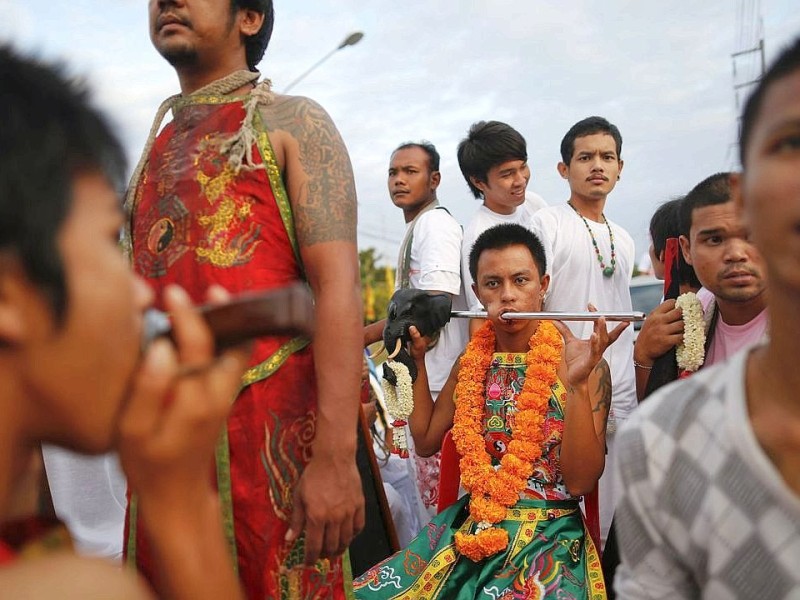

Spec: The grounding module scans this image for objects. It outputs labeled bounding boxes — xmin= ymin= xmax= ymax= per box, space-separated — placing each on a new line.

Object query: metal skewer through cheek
xmin=450 ymin=310 xmax=646 ymax=323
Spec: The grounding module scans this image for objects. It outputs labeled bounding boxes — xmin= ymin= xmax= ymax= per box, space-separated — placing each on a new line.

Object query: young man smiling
xmin=457 ymin=121 xmax=547 ymax=334
xmin=529 ymin=116 xmax=636 ymax=548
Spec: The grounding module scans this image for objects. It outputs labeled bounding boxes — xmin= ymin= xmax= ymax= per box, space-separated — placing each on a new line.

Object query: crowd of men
xmin=0 ymin=0 xmax=798 ymax=598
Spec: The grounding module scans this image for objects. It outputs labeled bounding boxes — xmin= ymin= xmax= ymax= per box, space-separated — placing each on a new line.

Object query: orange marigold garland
xmin=452 ymin=320 xmax=562 ymax=561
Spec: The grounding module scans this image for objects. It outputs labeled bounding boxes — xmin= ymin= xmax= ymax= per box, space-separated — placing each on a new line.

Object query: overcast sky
xmin=2 ymin=1 xmax=798 ymax=267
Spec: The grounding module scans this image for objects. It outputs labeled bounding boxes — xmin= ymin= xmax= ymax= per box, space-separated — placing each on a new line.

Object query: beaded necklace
xmin=568 ymin=201 xmax=616 ymax=277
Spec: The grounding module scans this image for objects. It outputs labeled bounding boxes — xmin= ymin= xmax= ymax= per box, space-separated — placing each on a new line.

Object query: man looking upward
xmin=0 ymin=43 xmax=250 ymax=600
xmin=126 ymin=1 xmax=364 ymax=598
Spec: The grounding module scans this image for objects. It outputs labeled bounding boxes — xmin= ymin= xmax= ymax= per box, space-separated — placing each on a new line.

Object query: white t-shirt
xmin=461 ymin=192 xmax=547 ymax=311
xmin=42 ymin=447 xmax=127 ymax=561
xmin=529 ymin=203 xmax=636 ymax=546
xmin=399 ymin=207 xmax=468 ymax=394
xmin=529 ymin=203 xmax=636 ymax=419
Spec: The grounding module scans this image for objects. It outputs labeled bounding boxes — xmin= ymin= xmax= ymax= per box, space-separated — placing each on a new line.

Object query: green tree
xmin=359 ymin=248 xmax=394 ymax=324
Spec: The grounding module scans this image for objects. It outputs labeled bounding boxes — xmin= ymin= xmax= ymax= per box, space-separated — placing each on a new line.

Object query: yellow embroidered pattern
xmin=193 ymin=138 xmax=262 ymax=268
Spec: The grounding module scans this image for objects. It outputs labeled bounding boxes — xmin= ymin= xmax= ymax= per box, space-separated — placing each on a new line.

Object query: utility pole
xmin=728 ymin=0 xmax=765 ymax=167
xmin=732 ymin=37 xmax=765 ymax=112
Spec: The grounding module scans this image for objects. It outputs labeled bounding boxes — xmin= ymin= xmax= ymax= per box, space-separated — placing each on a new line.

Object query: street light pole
xmin=282 ymin=31 xmax=364 ymax=93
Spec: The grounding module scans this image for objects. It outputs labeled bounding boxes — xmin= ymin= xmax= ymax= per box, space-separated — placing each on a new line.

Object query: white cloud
xmin=2 ymin=0 xmax=799 ymax=263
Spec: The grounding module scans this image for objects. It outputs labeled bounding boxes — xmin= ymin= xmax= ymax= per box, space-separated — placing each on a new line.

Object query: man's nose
xmin=724 ymin=237 xmax=750 ymax=262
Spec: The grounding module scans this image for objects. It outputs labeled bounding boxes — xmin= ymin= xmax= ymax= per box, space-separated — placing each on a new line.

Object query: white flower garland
xmin=381 ymin=360 xmax=414 ymax=458
xmin=675 ymin=292 xmax=706 ymax=372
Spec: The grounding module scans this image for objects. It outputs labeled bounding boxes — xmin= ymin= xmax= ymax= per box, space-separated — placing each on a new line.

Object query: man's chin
xmin=716 ymin=283 xmax=765 ymax=304
xmin=158 ymin=46 xmax=199 ymax=68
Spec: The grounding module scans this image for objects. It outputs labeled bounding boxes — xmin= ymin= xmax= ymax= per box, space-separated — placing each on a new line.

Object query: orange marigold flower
xmin=506 ymin=440 xmax=537 ymax=461
xmin=455 ymin=528 xmax=510 ymax=562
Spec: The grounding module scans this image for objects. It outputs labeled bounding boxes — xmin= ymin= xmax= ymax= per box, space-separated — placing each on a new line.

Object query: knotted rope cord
xmin=123 ymin=69 xmax=268 ymax=214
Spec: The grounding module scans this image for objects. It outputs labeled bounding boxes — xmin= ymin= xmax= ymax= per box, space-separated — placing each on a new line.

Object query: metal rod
xmin=450 ymin=311 xmax=645 ymax=322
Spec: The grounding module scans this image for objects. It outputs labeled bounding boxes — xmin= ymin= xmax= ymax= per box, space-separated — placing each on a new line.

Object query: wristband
xmin=633 ymin=360 xmax=653 ymax=371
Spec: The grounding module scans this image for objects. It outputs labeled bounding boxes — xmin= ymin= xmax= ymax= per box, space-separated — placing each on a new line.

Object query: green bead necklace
xmin=568 ymin=202 xmax=616 ymax=277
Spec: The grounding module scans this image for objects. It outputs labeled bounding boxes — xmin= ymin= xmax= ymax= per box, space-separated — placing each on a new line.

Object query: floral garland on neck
xmin=452 ymin=320 xmax=562 ymax=561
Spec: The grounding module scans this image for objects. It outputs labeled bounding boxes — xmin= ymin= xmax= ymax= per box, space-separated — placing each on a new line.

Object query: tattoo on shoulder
xmin=263 ymin=97 xmax=357 ymax=246
xmin=591 ymin=359 xmax=612 ymax=422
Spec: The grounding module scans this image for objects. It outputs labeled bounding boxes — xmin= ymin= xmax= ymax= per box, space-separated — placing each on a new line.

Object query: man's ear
xmin=430 ymin=170 xmax=441 ymax=190
xmin=0 ymin=257 xmax=33 ymax=345
xmin=539 ymin=273 xmax=551 ymax=296
xmin=238 ymin=8 xmax=265 ymax=37
xmin=556 ymin=162 xmax=569 ymax=180
xmin=679 ymin=235 xmax=693 ymax=266
xmin=469 ymin=176 xmax=486 ymax=196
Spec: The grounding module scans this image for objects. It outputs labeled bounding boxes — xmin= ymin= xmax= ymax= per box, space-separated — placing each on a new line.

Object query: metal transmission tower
xmin=728 ymin=0 xmax=765 ymax=167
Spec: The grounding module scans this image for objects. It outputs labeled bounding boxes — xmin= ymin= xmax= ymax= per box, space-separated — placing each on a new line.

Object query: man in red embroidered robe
xmin=125 ymin=1 xmax=365 ymax=598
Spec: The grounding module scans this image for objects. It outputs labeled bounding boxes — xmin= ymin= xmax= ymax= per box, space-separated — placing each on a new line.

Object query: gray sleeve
xmin=613 ymin=418 xmax=697 ymax=599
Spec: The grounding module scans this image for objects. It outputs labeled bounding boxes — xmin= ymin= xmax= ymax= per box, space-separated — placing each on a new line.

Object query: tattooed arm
xmin=261 ymin=96 xmax=365 ymax=565
xmin=589 ymin=359 xmax=613 ymax=441
xmin=554 ymin=316 xmax=626 ymax=496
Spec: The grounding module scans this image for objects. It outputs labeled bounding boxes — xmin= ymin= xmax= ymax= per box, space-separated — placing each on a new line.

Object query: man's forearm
xmin=311 ymin=279 xmax=363 ymax=454
xmin=364 ymin=319 xmax=385 ymax=347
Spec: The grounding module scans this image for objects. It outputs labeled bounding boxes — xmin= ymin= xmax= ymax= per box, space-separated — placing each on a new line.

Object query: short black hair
xmin=740 ymin=36 xmax=800 ymax=166
xmin=679 ymin=173 xmax=732 ymax=238
xmin=650 ymin=196 xmax=702 ymax=289
xmin=231 ymin=0 xmax=274 ymax=71
xmin=457 ymin=121 xmax=527 ymax=199
xmin=560 ymin=116 xmax=622 ymax=164
xmin=0 ymin=45 xmax=126 ymax=321
xmin=393 ymin=141 xmax=440 ymax=172
xmin=649 ymin=197 xmax=682 ymax=258
xmin=468 ymin=223 xmax=547 ymax=283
